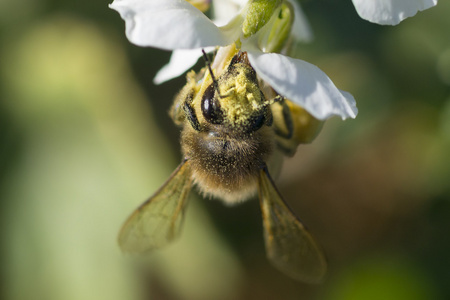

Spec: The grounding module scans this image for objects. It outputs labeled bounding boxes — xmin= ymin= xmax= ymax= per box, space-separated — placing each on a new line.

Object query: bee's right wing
xmin=118 ymin=160 xmax=193 ymax=253
xmin=258 ymin=167 xmax=327 ymax=283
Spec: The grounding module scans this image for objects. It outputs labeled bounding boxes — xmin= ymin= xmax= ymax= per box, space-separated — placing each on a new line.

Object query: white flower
xmin=109 ymin=0 xmax=357 ymax=120
xmin=352 ymin=0 xmax=438 ymax=25
xmin=244 ymin=42 xmax=357 ymax=120
xmin=153 ymin=47 xmax=215 ymax=84
xmin=154 ymin=0 xmax=247 ymax=84
xmin=109 ymin=0 xmax=246 ymax=49
xmin=155 ymin=0 xmax=313 ymax=84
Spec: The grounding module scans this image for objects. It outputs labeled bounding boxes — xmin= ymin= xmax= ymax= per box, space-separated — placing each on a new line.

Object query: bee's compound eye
xmin=247 ymin=112 xmax=265 ymax=133
xmin=201 ymin=84 xmax=224 ymax=124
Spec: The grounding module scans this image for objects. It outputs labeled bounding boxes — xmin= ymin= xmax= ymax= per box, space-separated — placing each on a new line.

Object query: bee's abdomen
xmin=181 ymin=127 xmax=274 ymax=203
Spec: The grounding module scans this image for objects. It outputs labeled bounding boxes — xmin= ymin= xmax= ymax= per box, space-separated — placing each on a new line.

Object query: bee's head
xmin=200 ymin=52 xmax=272 ymax=133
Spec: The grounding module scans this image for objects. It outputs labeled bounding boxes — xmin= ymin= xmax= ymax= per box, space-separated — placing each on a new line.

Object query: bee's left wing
xmin=118 ymin=160 xmax=193 ymax=253
xmin=258 ymin=167 xmax=327 ymax=283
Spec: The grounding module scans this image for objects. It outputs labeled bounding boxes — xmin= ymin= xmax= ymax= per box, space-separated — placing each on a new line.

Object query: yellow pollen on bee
xmin=217 ymin=67 xmax=263 ymax=127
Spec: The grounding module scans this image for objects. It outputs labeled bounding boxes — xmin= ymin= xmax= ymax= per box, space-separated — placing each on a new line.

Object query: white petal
xmin=246 ymin=50 xmax=357 ymax=120
xmin=153 ymin=47 xmax=215 ymax=84
xmin=289 ymin=0 xmax=313 ymax=42
xmin=212 ymin=0 xmax=246 ymax=26
xmin=109 ymin=0 xmax=237 ymax=50
xmin=229 ymin=0 xmax=248 ymax=6
xmin=352 ymin=0 xmax=437 ymax=25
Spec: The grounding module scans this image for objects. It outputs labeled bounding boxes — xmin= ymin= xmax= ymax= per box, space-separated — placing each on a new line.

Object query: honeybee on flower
xmin=109 ymin=0 xmax=437 ymax=282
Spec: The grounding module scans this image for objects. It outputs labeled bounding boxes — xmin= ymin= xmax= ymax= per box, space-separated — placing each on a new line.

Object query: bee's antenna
xmin=202 ymin=49 xmax=223 ymax=98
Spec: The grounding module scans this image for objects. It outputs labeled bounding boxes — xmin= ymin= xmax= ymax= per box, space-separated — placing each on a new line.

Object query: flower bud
xmin=258 ymin=2 xmax=293 ymax=53
xmin=242 ymin=0 xmax=282 ymax=38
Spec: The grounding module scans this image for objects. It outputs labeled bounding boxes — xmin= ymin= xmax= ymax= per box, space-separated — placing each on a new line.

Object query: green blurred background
xmin=1 ymin=0 xmax=449 ymax=299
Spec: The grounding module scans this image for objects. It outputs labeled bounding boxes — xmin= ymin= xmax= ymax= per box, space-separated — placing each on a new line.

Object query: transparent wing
xmin=258 ymin=167 xmax=327 ymax=283
xmin=118 ymin=160 xmax=193 ymax=253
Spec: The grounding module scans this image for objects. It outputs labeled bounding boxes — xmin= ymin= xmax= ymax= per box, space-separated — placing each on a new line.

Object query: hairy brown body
xmin=182 ymin=124 xmax=274 ymax=203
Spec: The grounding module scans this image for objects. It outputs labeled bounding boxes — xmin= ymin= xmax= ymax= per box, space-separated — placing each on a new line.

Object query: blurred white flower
xmin=352 ymin=0 xmax=438 ymax=25
xmin=110 ymin=0 xmax=357 ymax=120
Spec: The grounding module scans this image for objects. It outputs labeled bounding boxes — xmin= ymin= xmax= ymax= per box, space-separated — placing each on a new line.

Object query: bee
xmin=118 ymin=50 xmax=326 ymax=283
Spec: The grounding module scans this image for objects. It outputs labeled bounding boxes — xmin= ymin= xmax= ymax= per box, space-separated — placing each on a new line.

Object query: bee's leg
xmin=170 ymin=90 xmax=190 ymax=126
xmin=170 ymin=71 xmax=198 ymax=127
xmin=275 ymin=140 xmax=298 ymax=157
xmin=183 ymin=95 xmax=201 ymax=132
xmin=270 ymin=98 xmax=299 ymax=156
xmin=272 ymin=98 xmax=294 ymax=140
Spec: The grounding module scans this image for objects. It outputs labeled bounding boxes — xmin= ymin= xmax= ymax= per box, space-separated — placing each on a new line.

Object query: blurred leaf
xmin=323 ymin=254 xmax=442 ymax=300
xmin=0 ymin=15 xmax=241 ymax=300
